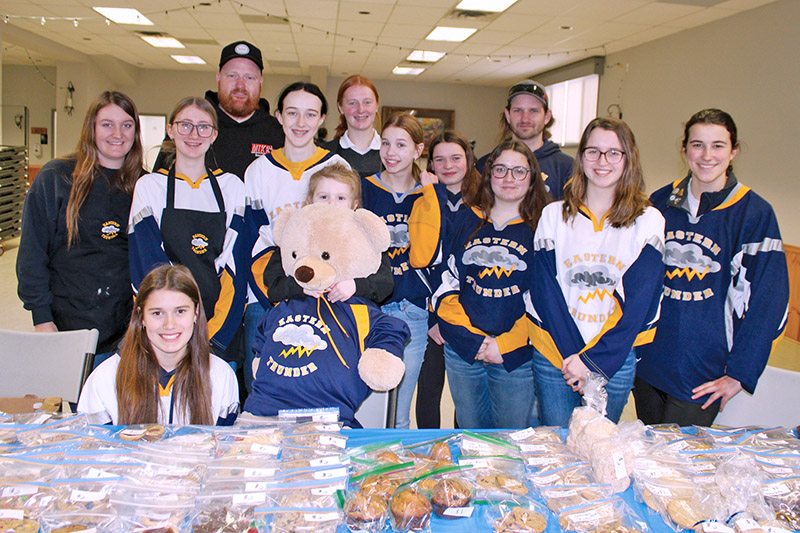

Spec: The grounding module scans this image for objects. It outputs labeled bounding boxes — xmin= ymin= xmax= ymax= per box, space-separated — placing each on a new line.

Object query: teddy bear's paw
xmin=358 ymin=348 xmax=406 ymax=391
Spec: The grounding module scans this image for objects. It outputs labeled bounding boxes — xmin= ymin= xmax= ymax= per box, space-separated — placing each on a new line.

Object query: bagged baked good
xmin=214 ymin=426 xmax=284 ymax=458
xmin=539 ymin=483 xmax=615 ymax=512
xmin=486 ymin=496 xmax=548 ymax=533
xmin=557 ymin=497 xmax=650 ymax=533
xmin=528 ymin=463 xmax=594 ymax=489
xmin=350 ymin=461 xmax=416 ymax=502
xmin=461 ymin=456 xmax=529 ymax=498
xmin=389 ymin=486 xmax=432 ymax=532
xmin=761 ymin=477 xmax=800 ymax=530
xmin=342 ymin=490 xmax=389 ymax=532
xmin=522 ymin=448 xmax=584 ymax=472
xmin=39 ymin=510 xmax=120 ymax=532
xmin=458 ymin=430 xmax=521 ymax=458
xmin=430 ymin=477 xmax=472 ymax=519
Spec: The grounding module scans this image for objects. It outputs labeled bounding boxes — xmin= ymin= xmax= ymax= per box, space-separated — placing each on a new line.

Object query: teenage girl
xmin=361 ymin=112 xmax=444 ymax=429
xmin=244 ymin=82 xmax=349 ymax=392
xmin=635 ymin=109 xmax=788 ymax=426
xmin=414 ymin=130 xmax=481 ymax=428
xmin=129 ymin=97 xmax=246 ymax=354
xmin=324 ymin=75 xmax=382 ymax=178
xmin=262 ymin=163 xmax=393 ymax=305
xmin=17 ymin=91 xmax=144 ymax=355
xmin=78 ymin=264 xmax=239 ymax=425
xmin=429 ymin=139 xmax=548 ymax=429
xmin=526 ymin=117 xmax=665 ymax=427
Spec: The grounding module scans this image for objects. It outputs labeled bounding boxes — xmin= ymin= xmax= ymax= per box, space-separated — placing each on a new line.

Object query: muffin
xmin=345 ymin=491 xmax=388 ymax=531
xmin=431 ymin=478 xmax=472 ymax=519
xmin=390 ymin=488 xmax=432 ymax=531
xmin=361 ymin=475 xmax=401 ymax=501
xmin=429 ymin=441 xmax=453 ymax=463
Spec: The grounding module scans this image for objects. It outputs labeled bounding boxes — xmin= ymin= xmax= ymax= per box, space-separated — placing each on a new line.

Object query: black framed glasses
xmin=173 ymin=121 xmax=215 ymax=138
xmin=583 ymin=148 xmax=625 ymax=164
xmin=491 ymin=164 xmax=531 ymax=181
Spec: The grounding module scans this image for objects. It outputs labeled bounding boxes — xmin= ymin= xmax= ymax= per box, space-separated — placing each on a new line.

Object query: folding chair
xmin=714 ymin=365 xmax=800 ymax=428
xmin=0 ymin=328 xmax=99 ymax=404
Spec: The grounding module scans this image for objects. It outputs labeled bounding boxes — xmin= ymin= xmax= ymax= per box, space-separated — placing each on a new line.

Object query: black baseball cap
xmin=507 ymin=79 xmax=548 ymax=110
xmin=219 ymin=41 xmax=263 ymax=71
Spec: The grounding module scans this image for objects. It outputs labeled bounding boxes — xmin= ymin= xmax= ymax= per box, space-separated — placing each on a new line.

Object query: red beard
xmin=218 ymin=89 xmax=259 ymax=118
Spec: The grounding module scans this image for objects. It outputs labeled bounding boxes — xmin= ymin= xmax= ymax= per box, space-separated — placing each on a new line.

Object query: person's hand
xmin=428 ymin=323 xmax=444 ymax=345
xmin=419 ymin=169 xmax=438 ymax=187
xmin=326 ymin=280 xmax=356 ymax=303
xmin=34 ymin=322 xmax=58 ymax=333
xmin=691 ymin=376 xmax=742 ymax=412
xmin=302 ymin=288 xmax=324 ymax=298
xmin=476 ymin=336 xmax=504 ymax=364
xmin=562 ymin=354 xmax=589 ymax=394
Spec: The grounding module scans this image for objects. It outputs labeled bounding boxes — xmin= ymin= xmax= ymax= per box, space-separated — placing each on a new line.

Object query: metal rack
xmin=0 ymin=145 xmax=28 ymax=256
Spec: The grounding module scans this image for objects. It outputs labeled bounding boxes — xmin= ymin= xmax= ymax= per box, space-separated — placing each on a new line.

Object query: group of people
xmin=16 ymin=39 xmax=789 ymax=430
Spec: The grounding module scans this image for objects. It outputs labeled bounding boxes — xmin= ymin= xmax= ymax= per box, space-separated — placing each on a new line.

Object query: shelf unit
xmin=0 ymin=145 xmax=28 ymax=256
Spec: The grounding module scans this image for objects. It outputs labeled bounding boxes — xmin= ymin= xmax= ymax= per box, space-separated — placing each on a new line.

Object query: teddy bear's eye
xmin=321 ymin=251 xmax=330 ymax=260
xmin=291 ymin=251 xmax=297 ymax=259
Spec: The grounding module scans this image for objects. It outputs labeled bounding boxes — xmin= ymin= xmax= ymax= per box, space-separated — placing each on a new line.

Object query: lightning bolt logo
xmin=578 ymin=288 xmax=614 ymax=304
xmin=279 ymin=346 xmax=317 ymax=358
xmin=388 ymin=247 xmax=409 ymax=259
xmin=478 ymin=266 xmax=515 ymax=278
xmin=665 ymin=266 xmax=710 ymax=281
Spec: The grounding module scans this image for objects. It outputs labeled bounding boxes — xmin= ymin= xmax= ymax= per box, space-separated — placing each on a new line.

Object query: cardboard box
xmin=0 ymin=396 xmax=60 ymax=414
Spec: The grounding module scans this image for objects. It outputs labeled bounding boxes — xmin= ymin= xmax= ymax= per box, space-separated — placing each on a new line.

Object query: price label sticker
xmin=443 ymin=506 xmax=474 ymax=518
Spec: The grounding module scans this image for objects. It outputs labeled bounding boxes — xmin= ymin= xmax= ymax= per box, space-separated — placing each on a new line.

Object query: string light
xmin=73 ymin=19 xmax=78 ymax=27
xmin=40 ymin=17 xmax=45 ymax=25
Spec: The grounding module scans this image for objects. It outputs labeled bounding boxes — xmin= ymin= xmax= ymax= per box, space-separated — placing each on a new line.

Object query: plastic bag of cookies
xmin=458 ymin=430 xmax=521 ymax=458
xmin=486 ymin=495 xmax=548 ymax=533
xmin=558 ymin=496 xmax=651 ymax=533
xmin=39 ymin=510 xmax=120 ymax=532
xmin=539 ymin=483 xmax=615 ymax=512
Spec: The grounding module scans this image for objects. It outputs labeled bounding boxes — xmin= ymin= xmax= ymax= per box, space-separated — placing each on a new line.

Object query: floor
xmin=3 ymin=236 xmax=797 ymax=427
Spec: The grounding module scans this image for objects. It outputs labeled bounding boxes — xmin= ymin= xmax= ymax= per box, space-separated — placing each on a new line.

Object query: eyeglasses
xmin=491 ymin=164 xmax=531 ymax=181
xmin=583 ymin=148 xmax=625 ymax=164
xmin=173 ymin=121 xmax=215 ymax=138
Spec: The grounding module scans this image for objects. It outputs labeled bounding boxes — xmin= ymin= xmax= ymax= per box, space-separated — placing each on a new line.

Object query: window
xmin=546 ymin=73 xmax=598 ymax=146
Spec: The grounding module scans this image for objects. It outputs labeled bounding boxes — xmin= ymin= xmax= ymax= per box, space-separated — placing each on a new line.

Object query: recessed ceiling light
xmin=426 ymin=26 xmax=477 ymax=42
xmin=560 ymin=25 xmax=573 ymax=30
xmin=406 ymin=50 xmax=445 ymax=62
xmin=92 ymin=7 xmax=153 ymax=25
xmin=139 ymin=34 xmax=185 ymax=48
xmin=455 ymin=0 xmax=517 ymax=12
xmin=348 ymin=50 xmax=357 ymax=53
xmin=171 ymin=55 xmax=206 ymax=64
xmin=393 ymin=66 xmax=425 ymax=75
xmin=359 ymin=10 xmax=371 ymax=15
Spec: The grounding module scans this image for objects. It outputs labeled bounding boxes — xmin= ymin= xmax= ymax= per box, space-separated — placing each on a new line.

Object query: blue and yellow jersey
xmin=637 ymin=173 xmax=788 ymax=401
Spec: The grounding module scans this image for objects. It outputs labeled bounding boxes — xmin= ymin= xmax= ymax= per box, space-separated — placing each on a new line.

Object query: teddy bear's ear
xmin=271 ymin=206 xmax=299 ymax=247
xmin=352 ymin=208 xmax=391 ymax=252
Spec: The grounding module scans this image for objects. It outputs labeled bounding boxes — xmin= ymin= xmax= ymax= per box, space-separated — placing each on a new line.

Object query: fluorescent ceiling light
xmin=456 ymin=0 xmax=517 ymax=12
xmin=139 ymin=34 xmax=185 ymax=48
xmin=92 ymin=7 xmax=153 ymax=25
xmin=425 ymin=26 xmax=477 ymax=42
xmin=393 ymin=66 xmax=425 ymax=75
xmin=171 ymin=55 xmax=206 ymax=64
xmin=406 ymin=50 xmax=446 ymax=62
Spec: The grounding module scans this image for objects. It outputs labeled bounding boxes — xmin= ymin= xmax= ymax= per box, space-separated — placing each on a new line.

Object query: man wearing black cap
xmin=476 ymin=79 xmax=573 ymax=200
xmin=154 ymin=40 xmax=283 ymax=179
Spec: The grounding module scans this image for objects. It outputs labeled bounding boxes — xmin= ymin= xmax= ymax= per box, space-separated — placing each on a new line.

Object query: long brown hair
xmin=470 ymin=139 xmax=550 ymax=239
xmin=66 ymin=91 xmax=144 ymax=246
xmin=426 ymin=130 xmax=481 ymax=206
xmin=334 ymin=75 xmax=380 ymax=139
xmin=562 ymin=117 xmax=649 ymax=228
xmin=381 ymin=112 xmax=424 ymax=183
xmin=159 ymin=96 xmax=219 ymax=170
xmin=116 ymin=265 xmax=214 ymax=425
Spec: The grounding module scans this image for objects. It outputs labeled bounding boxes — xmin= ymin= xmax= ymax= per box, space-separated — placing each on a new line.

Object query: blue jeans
xmin=444 ymin=343 xmax=535 ymax=429
xmin=532 ymin=348 xmax=636 ymax=427
xmin=244 ymin=302 xmax=268 ymax=394
xmin=382 ymin=299 xmax=428 ymax=429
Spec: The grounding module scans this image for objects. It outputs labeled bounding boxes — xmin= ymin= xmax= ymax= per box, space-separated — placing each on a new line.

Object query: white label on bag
xmin=762 ymin=483 xmax=790 ymax=496
xmin=510 ymin=428 xmax=536 ymax=441
xmin=310 ymin=456 xmax=340 ymax=467
xmin=763 ymin=466 xmax=793 ymax=475
xmin=458 ymin=457 xmax=489 ymax=468
xmin=251 ymin=443 xmax=280 ymax=455
xmin=613 ymin=452 xmax=627 ymax=478
xmin=534 ymin=473 xmax=560 ymax=484
xmin=0 ymin=510 xmax=24 ymax=520
xmin=764 ymin=526 xmax=792 ymax=533
xmin=734 ymin=518 xmax=760 ymax=531
xmin=245 ymin=482 xmax=268 ymax=492
xmin=319 ymin=435 xmax=347 ymax=448
xmin=314 ymin=467 xmax=347 ymax=480
xmin=647 ymin=485 xmax=672 ymax=497
xmin=1 ymin=486 xmax=37 ymax=497
xmin=70 ymin=489 xmax=104 ymax=502
xmin=519 ymin=444 xmax=549 ymax=453
xmin=312 ymin=483 xmax=344 ymax=496
xmin=553 ymin=489 xmax=578 ymax=497
xmin=462 ymin=440 xmax=492 ymax=453
xmin=232 ymin=492 xmax=266 ymax=505
xmin=305 ymin=512 xmax=338 ymax=522
xmin=566 ymin=510 xmax=600 ymax=522
xmin=244 ymin=467 xmax=276 ymax=478
xmin=443 ymin=506 xmax=474 ymax=518
xmin=701 ymin=521 xmax=734 ymax=533
xmin=525 ymin=456 xmax=557 ymax=466
xmin=86 ymin=468 xmax=117 ymax=479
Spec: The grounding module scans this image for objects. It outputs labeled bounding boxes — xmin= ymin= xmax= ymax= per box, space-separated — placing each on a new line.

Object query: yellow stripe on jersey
xmin=350 ymin=304 xmax=371 ymax=354
xmin=577 ymin=296 xmax=623 ymax=379
xmin=272 ymin=147 xmax=329 ymax=181
xmin=527 ymin=318 xmax=564 ymax=369
xmin=437 ymin=294 xmax=486 ymax=337
xmin=633 ymin=327 xmax=656 ymax=347
xmin=252 ymin=249 xmax=275 ymax=300
xmin=159 ymin=375 xmax=175 ymax=397
xmin=495 ymin=315 xmax=530 ymax=354
xmin=408 ymin=184 xmax=442 ymax=269
xmin=714 ymin=184 xmax=751 ymax=211
xmin=578 ymin=205 xmax=609 ymax=233
xmin=207 ymin=269 xmax=235 ymax=340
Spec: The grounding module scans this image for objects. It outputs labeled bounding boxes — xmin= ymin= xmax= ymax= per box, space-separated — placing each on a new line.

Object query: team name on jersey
xmin=564 ymin=253 xmax=626 ymax=270
xmin=380 ymin=213 xmax=409 ymax=224
xmin=251 ymin=143 xmax=274 ymax=156
xmin=465 ymin=237 xmax=528 ymax=256
xmin=392 ymin=261 xmax=410 ymax=276
xmin=277 ymin=314 xmax=331 ymax=335
xmin=665 ymin=230 xmax=721 ymax=255
xmin=264 ymin=355 xmax=318 ymax=378
xmin=465 ymin=275 xmax=520 ymax=298
xmin=268 ymin=201 xmax=304 ymax=223
xmin=567 ymin=305 xmax=616 ymax=323
xmin=663 ymin=287 xmax=715 ymax=301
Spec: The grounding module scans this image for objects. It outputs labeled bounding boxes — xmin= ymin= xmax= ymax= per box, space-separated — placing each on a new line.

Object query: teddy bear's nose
xmin=295 ymin=265 xmax=314 ymax=283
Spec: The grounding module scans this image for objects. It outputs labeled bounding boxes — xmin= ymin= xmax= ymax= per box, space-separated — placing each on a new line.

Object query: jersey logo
xmin=273 ymin=323 xmax=327 ymax=359
xmin=251 ymin=143 xmax=274 ymax=156
xmin=664 ymin=242 xmax=721 ymax=281
xmin=388 ymin=247 xmax=409 ymax=259
xmin=463 ymin=245 xmax=527 ymax=277
xmin=577 ymin=288 xmax=614 ymax=304
xmin=101 ymin=221 xmax=121 ymax=240
xmin=478 ymin=266 xmax=516 ymax=278
xmin=191 ymin=234 xmax=210 ymax=254
xmin=665 ymin=266 xmax=711 ymax=281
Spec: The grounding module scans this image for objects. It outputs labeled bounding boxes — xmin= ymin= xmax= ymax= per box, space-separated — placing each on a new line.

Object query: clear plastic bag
xmin=388 ymin=485 xmax=433 ymax=532
xmin=485 ymin=495 xmax=549 ymax=533
xmin=539 ymin=483 xmax=615 ymax=512
xmin=457 ymin=430 xmax=521 ymax=458
xmin=342 ymin=489 xmax=389 ymax=532
xmin=557 ymin=496 xmax=651 ymax=533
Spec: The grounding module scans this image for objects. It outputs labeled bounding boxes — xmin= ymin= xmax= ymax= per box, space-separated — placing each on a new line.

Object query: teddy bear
xmin=243 ymin=203 xmax=409 ymax=427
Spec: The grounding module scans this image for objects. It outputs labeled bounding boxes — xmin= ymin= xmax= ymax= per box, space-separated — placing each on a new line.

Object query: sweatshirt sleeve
xmin=724 ymin=207 xmax=789 ymax=394
xmin=128 ymin=175 xmax=171 ymax=294
xmin=431 ymin=255 xmax=487 ymax=359
xmin=353 ymin=251 xmax=394 ymax=305
xmin=16 ymin=164 xmax=62 ymax=325
xmin=265 ymin=247 xmax=305 ymax=304
xmin=244 ymin=161 xmax=275 ymax=307
xmin=408 ymin=183 xmax=447 ymax=269
xmin=359 ymin=302 xmax=411 ymax=358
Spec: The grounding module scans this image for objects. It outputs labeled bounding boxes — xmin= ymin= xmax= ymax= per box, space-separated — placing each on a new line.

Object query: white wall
xmin=597 ymin=0 xmax=799 ymax=242
xmin=1 ymin=65 xmax=57 ymax=163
